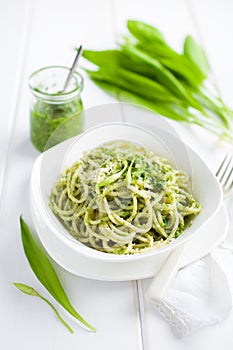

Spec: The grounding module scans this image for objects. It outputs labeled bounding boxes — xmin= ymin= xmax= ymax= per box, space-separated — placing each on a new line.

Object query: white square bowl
xmin=30 ymin=106 xmax=223 ymax=281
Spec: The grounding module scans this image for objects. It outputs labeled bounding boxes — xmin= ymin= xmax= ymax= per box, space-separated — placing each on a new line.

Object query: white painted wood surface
xmin=1 ymin=0 xmax=233 ymax=349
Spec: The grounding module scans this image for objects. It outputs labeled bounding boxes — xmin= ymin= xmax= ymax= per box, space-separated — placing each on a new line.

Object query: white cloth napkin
xmin=153 ymin=247 xmax=233 ymax=335
xmin=152 ymin=198 xmax=233 ymax=335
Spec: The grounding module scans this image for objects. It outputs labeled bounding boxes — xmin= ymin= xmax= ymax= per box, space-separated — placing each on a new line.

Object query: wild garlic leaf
xmin=13 ymin=282 xmax=39 ymax=296
xmin=13 ymin=282 xmax=74 ymax=333
xmin=127 ymin=20 xmax=165 ymax=44
xmin=121 ymin=40 xmax=201 ymax=109
xmin=183 ymin=35 xmax=210 ymax=77
xmin=86 ymin=66 xmax=179 ymax=103
xmin=136 ymin=41 xmax=205 ymax=87
xmin=127 ymin=20 xmax=205 ymax=87
xmin=19 ymin=216 xmax=96 ymax=332
xmin=90 ymin=79 xmax=194 ymax=123
xmin=82 ymin=49 xmax=121 ymax=68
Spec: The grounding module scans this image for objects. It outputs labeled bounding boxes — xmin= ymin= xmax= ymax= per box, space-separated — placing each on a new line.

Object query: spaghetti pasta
xmin=49 ymin=141 xmax=201 ymax=254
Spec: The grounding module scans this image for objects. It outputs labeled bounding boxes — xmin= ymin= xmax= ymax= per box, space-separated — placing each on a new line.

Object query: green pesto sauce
xmin=30 ymin=97 xmax=83 ymax=152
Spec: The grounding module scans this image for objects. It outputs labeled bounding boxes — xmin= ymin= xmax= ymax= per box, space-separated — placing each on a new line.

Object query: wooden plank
xmin=0 ymin=0 xmax=34 ymax=203
xmin=189 ymin=0 xmax=233 ymax=107
xmin=25 ymin=0 xmax=117 ymax=109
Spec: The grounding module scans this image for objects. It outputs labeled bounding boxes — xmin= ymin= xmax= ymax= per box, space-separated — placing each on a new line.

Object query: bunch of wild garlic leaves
xmin=83 ymin=20 xmax=233 ymax=141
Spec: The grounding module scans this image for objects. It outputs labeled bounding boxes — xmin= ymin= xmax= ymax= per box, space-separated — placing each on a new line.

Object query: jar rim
xmin=28 ymin=65 xmax=84 ymax=101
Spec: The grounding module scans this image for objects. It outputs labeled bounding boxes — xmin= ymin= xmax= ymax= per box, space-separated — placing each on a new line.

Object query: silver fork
xmin=148 ymin=153 xmax=233 ymax=302
xmin=216 ymin=153 xmax=233 ymax=195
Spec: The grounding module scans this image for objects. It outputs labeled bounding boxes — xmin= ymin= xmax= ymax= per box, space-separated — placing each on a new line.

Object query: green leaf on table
xmin=136 ymin=41 xmax=205 ymax=87
xmin=13 ymin=282 xmax=39 ymax=296
xmin=183 ymin=35 xmax=210 ymax=76
xmin=19 ymin=216 xmax=96 ymax=332
xmin=127 ymin=20 xmax=165 ymax=44
xmin=83 ymin=49 xmax=160 ymax=82
xmin=121 ymin=39 xmax=202 ymax=109
xmin=86 ymin=65 xmax=180 ymax=103
xmin=90 ymin=79 xmax=194 ymax=123
xmin=13 ymin=282 xmax=74 ymax=333
xmin=83 ymin=49 xmax=122 ymax=68
xmin=127 ymin=20 xmax=205 ymax=87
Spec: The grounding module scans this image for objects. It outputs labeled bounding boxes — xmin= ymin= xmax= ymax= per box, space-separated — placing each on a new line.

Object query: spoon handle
xmin=63 ymin=45 xmax=83 ymax=92
xmin=147 ymin=244 xmax=186 ymax=301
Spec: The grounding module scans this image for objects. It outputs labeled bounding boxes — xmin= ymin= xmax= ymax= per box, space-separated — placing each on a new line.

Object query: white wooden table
xmin=1 ymin=0 xmax=233 ymax=349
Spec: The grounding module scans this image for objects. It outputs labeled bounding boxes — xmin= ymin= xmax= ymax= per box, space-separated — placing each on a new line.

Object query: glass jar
xmin=29 ymin=66 xmax=84 ymax=152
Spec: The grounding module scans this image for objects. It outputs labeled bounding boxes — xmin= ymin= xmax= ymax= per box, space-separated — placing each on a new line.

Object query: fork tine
xmin=224 ymin=156 xmax=233 ymax=192
xmin=216 ymin=154 xmax=228 ymax=179
xmin=216 ymin=153 xmax=233 ymax=195
xmin=216 ymin=154 xmax=231 ymax=182
xmin=229 ymin=180 xmax=233 ymax=193
xmin=224 ymin=162 xmax=233 ymax=184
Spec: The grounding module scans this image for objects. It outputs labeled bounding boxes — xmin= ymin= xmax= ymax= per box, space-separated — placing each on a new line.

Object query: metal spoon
xmin=63 ymin=45 xmax=83 ymax=92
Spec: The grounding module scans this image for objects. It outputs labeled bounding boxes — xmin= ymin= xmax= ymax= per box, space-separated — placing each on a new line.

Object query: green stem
xmin=13 ymin=282 xmax=74 ymax=334
xmin=200 ymin=87 xmax=232 ymax=124
xmin=38 ymin=294 xmax=74 ymax=333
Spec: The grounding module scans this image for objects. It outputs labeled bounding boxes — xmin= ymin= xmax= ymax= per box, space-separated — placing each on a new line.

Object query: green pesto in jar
xmin=29 ymin=66 xmax=84 ymax=152
xmin=30 ymin=97 xmax=83 ymax=152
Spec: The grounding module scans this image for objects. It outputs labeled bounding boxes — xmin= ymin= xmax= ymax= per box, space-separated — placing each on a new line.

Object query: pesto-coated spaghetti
xmin=49 ymin=141 xmax=201 ymax=254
